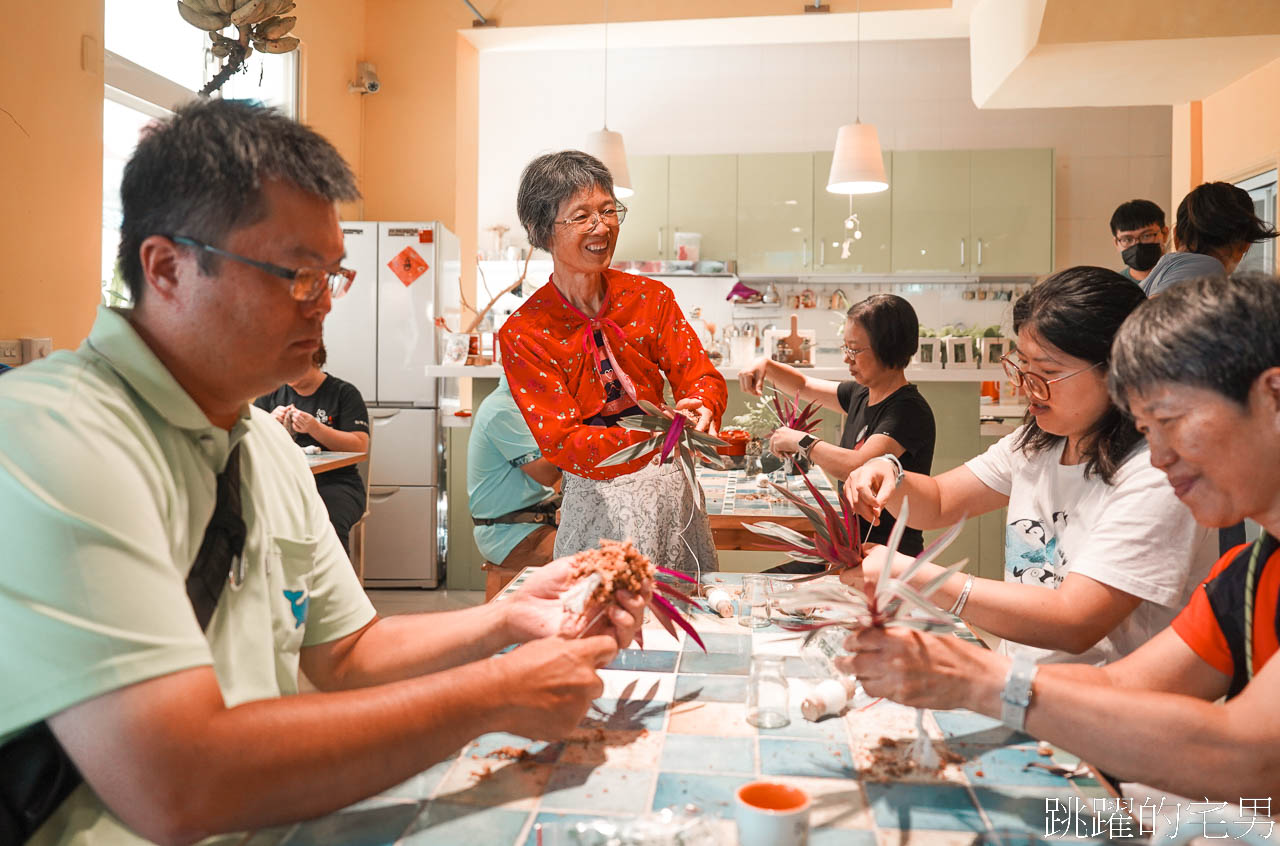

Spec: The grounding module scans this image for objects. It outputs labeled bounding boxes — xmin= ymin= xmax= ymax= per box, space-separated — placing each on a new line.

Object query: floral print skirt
xmin=556 ymin=459 xmax=719 ymax=577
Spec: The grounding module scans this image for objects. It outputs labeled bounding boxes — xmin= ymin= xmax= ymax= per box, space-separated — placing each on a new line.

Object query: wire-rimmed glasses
xmin=171 ymin=235 xmax=356 ymax=301
xmin=1000 ymin=354 xmax=1103 ymax=402
xmin=555 ymin=204 xmax=628 ymax=233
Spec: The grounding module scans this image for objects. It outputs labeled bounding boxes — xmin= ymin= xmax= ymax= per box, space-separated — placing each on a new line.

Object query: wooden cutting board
xmin=779 ymin=314 xmax=806 ymax=363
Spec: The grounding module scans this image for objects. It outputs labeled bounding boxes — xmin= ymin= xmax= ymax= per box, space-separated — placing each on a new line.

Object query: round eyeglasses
xmin=171 ymin=236 xmax=356 ymax=302
xmin=1000 ymin=354 xmax=1103 ymax=402
xmin=555 ymin=204 xmax=628 ymax=233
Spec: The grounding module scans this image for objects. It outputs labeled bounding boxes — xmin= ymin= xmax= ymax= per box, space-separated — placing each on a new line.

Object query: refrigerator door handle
xmin=369 ymin=486 xmax=401 ymax=502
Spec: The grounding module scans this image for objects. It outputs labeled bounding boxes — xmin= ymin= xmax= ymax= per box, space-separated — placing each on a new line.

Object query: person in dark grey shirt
xmin=1142 ymin=181 xmax=1277 ymax=297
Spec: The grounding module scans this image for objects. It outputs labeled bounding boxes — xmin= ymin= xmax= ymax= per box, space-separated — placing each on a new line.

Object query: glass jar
xmin=738 ymin=575 xmax=772 ymax=629
xmin=747 ymin=655 xmax=790 ymax=728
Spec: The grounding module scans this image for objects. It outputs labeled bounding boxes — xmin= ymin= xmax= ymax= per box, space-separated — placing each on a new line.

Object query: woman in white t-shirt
xmin=844 ymin=266 xmax=1217 ymax=665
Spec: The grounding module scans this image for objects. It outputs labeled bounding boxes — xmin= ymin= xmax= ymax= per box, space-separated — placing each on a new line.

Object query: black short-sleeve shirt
xmin=836 ymin=381 xmax=936 ymax=555
xmin=254 ymin=373 xmax=370 ymax=495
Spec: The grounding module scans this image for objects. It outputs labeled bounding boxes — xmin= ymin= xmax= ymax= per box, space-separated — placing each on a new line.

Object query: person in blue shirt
xmin=468 ymin=375 xmax=562 ymax=598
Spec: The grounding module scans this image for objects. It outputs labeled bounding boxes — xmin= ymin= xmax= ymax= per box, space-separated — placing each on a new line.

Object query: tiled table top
xmin=252 ymin=573 xmax=1125 ymax=845
xmin=698 ymin=467 xmax=837 ymax=519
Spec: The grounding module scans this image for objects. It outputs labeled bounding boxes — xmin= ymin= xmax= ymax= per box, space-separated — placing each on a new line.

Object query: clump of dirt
xmin=568 ymin=539 xmax=655 ymax=606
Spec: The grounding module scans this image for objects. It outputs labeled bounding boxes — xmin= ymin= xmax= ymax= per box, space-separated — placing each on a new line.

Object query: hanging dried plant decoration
xmin=175 ymin=0 xmax=301 ymax=96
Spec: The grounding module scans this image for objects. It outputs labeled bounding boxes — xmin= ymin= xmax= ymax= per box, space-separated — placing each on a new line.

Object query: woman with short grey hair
xmin=498 ymin=150 xmax=728 ymax=574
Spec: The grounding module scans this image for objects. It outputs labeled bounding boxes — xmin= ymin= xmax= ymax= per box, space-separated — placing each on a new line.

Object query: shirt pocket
xmin=269 ymin=535 xmax=317 ymax=656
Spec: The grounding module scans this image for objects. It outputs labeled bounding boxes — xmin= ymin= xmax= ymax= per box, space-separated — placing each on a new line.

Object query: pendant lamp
xmin=585 ymin=0 xmax=633 ymax=197
xmin=827 ymin=0 xmax=887 ymax=195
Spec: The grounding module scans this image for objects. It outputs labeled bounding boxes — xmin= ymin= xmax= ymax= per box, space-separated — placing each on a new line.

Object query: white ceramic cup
xmin=735 ymin=780 xmax=811 ymax=846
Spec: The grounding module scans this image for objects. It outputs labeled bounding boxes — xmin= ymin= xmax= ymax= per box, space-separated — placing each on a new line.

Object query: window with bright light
xmin=101 ymin=0 xmax=298 ymax=304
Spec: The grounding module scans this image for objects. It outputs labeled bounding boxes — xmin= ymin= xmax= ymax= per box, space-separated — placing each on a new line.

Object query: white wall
xmin=477 ymin=38 xmax=1171 ymax=272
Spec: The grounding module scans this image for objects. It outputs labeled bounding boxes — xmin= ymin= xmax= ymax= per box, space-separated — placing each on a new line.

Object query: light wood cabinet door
xmin=736 ymin=153 xmax=814 ymax=274
xmin=890 ymin=150 xmax=972 ymax=273
xmin=668 ymin=154 xmax=738 ymax=261
xmin=970 ymin=148 xmax=1054 ymax=274
xmin=812 ymin=150 xmax=893 ymax=273
xmin=612 ymin=155 xmax=669 ymax=262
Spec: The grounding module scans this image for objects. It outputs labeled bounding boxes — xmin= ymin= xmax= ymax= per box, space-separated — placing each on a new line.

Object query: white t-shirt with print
xmin=965 ymin=427 xmax=1217 ymax=666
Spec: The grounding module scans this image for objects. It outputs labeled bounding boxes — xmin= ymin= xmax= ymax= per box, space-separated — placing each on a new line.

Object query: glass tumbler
xmin=747 ymin=655 xmax=790 ymax=728
xmin=738 ymin=575 xmax=772 ymax=628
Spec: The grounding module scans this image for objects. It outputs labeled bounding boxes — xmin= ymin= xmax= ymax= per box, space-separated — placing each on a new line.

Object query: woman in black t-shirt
xmin=255 ymin=342 xmax=371 ymax=552
xmin=739 ymin=294 xmax=935 ymax=557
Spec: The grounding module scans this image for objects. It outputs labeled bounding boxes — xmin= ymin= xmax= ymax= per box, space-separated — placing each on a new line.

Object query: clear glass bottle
xmin=799 ymin=627 xmax=871 ymax=720
xmin=747 ymin=655 xmax=790 ymax=728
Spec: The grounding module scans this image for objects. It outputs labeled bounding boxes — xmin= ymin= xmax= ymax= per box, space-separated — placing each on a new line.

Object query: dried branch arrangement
xmin=175 ymin=0 xmax=299 ymax=96
xmin=561 ymin=539 xmax=706 ymax=651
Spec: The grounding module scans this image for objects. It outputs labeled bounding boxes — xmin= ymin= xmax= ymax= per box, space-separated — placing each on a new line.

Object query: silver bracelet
xmin=948 ymin=574 xmax=975 ymax=616
xmin=868 ymin=453 xmax=905 ymax=486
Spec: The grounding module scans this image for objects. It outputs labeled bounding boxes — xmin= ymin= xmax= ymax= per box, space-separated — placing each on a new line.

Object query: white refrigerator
xmin=325 ymin=221 xmax=460 ymax=588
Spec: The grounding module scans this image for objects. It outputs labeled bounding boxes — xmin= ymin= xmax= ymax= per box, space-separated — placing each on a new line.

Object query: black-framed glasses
xmin=171 ymin=236 xmax=356 ymax=302
xmin=1000 ymin=354 xmax=1103 ymax=402
xmin=1114 ymin=228 xmax=1164 ymax=249
xmin=555 ymin=204 xmax=628 ymax=233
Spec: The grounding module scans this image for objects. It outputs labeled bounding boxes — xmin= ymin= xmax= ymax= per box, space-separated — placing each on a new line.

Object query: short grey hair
xmin=516 ymin=150 xmax=615 ymax=251
xmin=1109 ymin=273 xmax=1280 ymax=411
xmin=118 ymin=98 xmax=360 ymax=303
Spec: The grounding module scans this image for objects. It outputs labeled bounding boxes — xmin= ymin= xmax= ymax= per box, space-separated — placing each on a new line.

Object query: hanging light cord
xmin=855 ymin=0 xmax=862 ymax=124
xmin=602 ymin=0 xmax=610 ymax=129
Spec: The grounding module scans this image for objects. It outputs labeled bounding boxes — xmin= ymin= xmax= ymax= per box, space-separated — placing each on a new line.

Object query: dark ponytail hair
xmin=1012 ymin=266 xmax=1145 ymax=484
xmin=1174 ymin=181 xmax=1277 ymax=257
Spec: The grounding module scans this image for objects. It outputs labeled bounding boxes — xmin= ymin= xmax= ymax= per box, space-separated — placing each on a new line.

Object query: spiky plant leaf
xmin=597 ymin=434 xmax=664 ymax=467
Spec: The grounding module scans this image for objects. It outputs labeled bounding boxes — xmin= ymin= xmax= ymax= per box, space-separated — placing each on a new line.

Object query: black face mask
xmin=1121 ymin=242 xmax=1162 ymax=272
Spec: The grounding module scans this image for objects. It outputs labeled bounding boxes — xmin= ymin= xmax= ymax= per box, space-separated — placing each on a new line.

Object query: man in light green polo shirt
xmin=0 ymin=99 xmax=644 ymax=846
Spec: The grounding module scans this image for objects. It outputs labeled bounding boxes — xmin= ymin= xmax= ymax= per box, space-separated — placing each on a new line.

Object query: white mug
xmin=735 ymin=780 xmax=810 ymax=846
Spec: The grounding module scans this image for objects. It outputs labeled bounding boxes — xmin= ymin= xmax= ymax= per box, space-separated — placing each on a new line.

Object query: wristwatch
xmin=797 ymin=434 xmax=819 ymax=461
xmin=1000 ymin=653 xmax=1038 ymax=731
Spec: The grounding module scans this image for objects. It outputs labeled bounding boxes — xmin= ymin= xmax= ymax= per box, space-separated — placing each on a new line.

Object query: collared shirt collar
xmin=85 ymin=306 xmax=252 ymax=458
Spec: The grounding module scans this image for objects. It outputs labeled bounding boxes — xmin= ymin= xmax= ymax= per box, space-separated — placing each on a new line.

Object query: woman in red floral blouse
xmin=499 ymin=151 xmax=727 ymax=574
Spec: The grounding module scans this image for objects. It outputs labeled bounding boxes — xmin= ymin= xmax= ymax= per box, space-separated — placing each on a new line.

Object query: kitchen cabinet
xmin=890 ymin=150 xmax=972 ymax=273
xmin=891 ymin=148 xmax=1053 ymax=274
xmin=736 ymin=152 xmax=814 ymax=275
xmin=612 ymin=155 xmax=668 ymax=262
xmin=812 ymin=150 xmax=893 ymax=273
xmin=970 ymin=148 xmax=1053 ymax=274
xmin=668 ymin=154 xmax=737 ymax=262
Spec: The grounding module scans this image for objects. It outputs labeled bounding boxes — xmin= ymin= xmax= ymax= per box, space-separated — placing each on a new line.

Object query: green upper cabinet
xmin=970 ymin=148 xmax=1053 ymax=274
xmin=668 ymin=154 xmax=738 ymax=262
xmin=736 ymin=153 xmax=815 ymax=275
xmin=890 ymin=150 xmax=972 ymax=273
xmin=812 ymin=151 xmax=893 ymax=274
xmin=612 ymin=155 xmax=668 ymax=262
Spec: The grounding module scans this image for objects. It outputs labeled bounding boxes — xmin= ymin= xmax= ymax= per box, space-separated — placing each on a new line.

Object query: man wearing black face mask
xmin=1109 ymin=199 xmax=1168 ymax=285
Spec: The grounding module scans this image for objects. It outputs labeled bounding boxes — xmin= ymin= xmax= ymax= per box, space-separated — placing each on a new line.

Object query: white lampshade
xmin=584 ymin=128 xmax=634 ymax=198
xmin=826 ymin=122 xmax=888 ymax=195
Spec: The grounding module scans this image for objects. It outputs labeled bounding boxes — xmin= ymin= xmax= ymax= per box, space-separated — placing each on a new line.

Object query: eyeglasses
xmin=841 ymin=344 xmax=870 ymax=358
xmin=555 ymin=204 xmax=628 ymax=233
xmin=1114 ymin=229 xmax=1164 ymax=249
xmin=171 ymin=236 xmax=356 ymax=302
xmin=1000 ymin=354 xmax=1103 ymax=402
